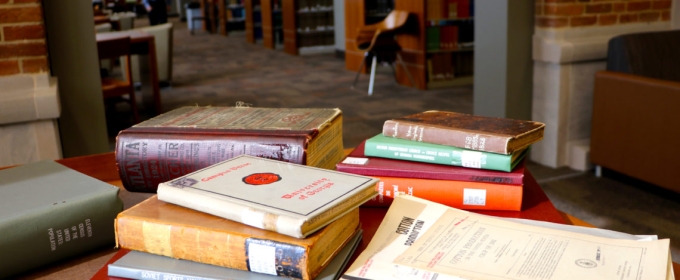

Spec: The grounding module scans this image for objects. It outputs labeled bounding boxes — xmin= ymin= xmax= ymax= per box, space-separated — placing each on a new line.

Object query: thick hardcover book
xmin=114 ymin=195 xmax=361 ymax=280
xmin=0 ymin=161 xmax=123 ymax=279
xmin=363 ymin=175 xmax=522 ymax=211
xmin=382 ymin=110 xmax=545 ymax=155
xmin=115 ymin=106 xmax=345 ymax=193
xmin=108 ymin=230 xmax=363 ymax=280
xmin=157 ymin=154 xmax=378 ymax=238
xmin=336 ymin=140 xmax=525 ymax=185
xmin=364 ymin=134 xmax=527 ymax=172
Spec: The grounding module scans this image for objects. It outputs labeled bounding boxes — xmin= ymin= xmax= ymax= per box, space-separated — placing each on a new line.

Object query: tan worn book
xmin=157 ymin=154 xmax=378 ymax=238
xmin=382 ymin=110 xmax=545 ymax=155
xmin=115 ymin=106 xmax=345 ymax=192
xmin=115 ymin=195 xmax=361 ymax=280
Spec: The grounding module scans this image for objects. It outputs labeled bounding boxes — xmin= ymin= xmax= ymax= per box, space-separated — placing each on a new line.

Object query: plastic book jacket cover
xmin=157 ymin=154 xmax=378 ymax=238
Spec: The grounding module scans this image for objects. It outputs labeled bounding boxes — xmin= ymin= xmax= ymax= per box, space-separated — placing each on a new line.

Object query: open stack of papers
xmin=342 ymin=195 xmax=674 ymax=280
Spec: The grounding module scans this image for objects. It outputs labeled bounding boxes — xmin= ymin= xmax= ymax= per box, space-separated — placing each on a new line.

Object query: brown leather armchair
xmin=590 ymin=30 xmax=680 ymax=193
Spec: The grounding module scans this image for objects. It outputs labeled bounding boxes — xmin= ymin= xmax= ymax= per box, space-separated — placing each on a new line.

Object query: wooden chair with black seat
xmin=97 ymin=35 xmax=140 ymax=124
xmin=352 ymin=10 xmax=415 ymax=96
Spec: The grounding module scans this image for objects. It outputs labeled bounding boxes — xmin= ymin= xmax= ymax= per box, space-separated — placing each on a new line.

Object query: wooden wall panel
xmin=345 ymin=0 xmax=365 ymax=72
xmin=394 ymin=0 xmax=426 ymax=89
xmin=244 ymin=0 xmax=255 ymax=43
xmin=218 ymin=0 xmax=228 ymax=36
xmin=282 ymin=0 xmax=298 ymax=55
xmin=262 ymin=0 xmax=275 ymax=48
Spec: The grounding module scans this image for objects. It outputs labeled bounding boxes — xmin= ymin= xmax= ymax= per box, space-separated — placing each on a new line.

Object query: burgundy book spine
xmin=115 ymin=130 xmax=308 ymax=193
xmin=336 ymin=141 xmax=524 ymax=185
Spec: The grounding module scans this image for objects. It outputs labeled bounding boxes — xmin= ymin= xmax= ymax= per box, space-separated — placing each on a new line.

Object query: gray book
xmin=0 ymin=161 xmax=123 ymax=278
xmin=108 ymin=230 xmax=363 ymax=280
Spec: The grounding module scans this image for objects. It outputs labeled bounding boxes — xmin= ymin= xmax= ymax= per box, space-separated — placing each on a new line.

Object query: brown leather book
xmin=115 ymin=106 xmax=344 ymax=193
xmin=114 ymin=195 xmax=361 ymax=280
xmin=382 ymin=110 xmax=545 ymax=155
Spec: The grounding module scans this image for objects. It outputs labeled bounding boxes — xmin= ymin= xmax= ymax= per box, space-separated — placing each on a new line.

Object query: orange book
xmin=363 ymin=176 xmax=523 ymax=211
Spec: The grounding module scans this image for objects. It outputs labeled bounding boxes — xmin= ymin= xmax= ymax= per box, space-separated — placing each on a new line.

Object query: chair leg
xmin=368 ymin=54 xmax=378 ymax=96
xmin=352 ymin=52 xmax=369 ymax=89
xmin=396 ymin=53 xmax=416 ymax=87
xmin=389 ymin=61 xmax=398 ymax=81
xmin=128 ymin=89 xmax=140 ymax=124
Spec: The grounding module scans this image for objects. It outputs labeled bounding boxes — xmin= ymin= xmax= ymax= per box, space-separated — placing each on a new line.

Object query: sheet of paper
xmin=342 ymin=194 xmax=462 ymax=280
xmin=393 ymin=202 xmax=671 ymax=280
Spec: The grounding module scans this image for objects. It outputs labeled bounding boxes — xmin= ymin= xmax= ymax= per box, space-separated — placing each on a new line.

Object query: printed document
xmin=392 ymin=197 xmax=670 ymax=280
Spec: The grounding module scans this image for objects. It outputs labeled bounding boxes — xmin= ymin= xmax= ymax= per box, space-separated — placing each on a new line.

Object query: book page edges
xmin=310 ymin=228 xmax=362 ymax=278
xmin=157 ymin=182 xmax=376 ymax=238
xmin=157 ymin=183 xmax=307 ymax=238
xmin=299 ymin=186 xmax=377 ymax=238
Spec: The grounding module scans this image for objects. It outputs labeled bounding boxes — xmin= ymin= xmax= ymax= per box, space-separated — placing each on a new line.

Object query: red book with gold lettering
xmin=115 ymin=106 xmax=345 ymax=193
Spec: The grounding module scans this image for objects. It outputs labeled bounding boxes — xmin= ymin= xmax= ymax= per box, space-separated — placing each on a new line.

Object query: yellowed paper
xmin=393 ymin=197 xmax=671 ymax=280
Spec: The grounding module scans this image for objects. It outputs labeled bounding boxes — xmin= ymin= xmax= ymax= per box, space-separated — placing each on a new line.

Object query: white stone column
xmin=531 ymin=22 xmax=670 ymax=170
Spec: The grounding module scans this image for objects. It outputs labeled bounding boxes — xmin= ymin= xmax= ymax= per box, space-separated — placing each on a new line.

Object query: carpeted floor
xmin=107 ymin=17 xmax=680 ymax=262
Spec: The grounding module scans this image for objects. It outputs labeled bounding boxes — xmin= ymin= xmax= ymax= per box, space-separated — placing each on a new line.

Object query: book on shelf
xmin=0 ymin=161 xmax=123 ymax=279
xmin=115 ymin=195 xmax=361 ymax=280
xmin=115 ymin=106 xmax=345 ymax=193
xmin=342 ymin=195 xmax=672 ymax=280
xmin=382 ymin=110 xmax=545 ymax=155
xmin=364 ymin=134 xmax=528 ymax=172
xmin=336 ymin=140 xmax=525 ymax=184
xmin=157 ymin=154 xmax=378 ymax=238
xmin=426 ymin=0 xmax=472 ymax=20
xmin=107 ymin=230 xmax=363 ymax=280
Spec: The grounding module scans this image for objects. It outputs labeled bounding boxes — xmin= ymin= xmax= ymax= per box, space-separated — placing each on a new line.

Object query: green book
xmin=0 ymin=161 xmax=123 ymax=278
xmin=364 ymin=134 xmax=528 ymax=172
xmin=426 ymin=26 xmax=440 ymax=51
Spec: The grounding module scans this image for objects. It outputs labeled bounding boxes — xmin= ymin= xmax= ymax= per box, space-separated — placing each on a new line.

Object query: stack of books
xmin=337 ymin=110 xmax=545 ymax=211
xmin=107 ymin=154 xmax=379 ymax=280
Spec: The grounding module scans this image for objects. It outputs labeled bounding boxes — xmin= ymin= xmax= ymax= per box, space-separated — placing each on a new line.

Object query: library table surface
xmin=95 ymin=30 xmax=162 ymax=116
xmin=8 ymin=152 xmax=679 ymax=279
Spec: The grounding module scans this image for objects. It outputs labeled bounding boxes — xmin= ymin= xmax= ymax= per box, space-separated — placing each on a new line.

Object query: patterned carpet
xmin=107 ymin=17 xmax=680 ymax=263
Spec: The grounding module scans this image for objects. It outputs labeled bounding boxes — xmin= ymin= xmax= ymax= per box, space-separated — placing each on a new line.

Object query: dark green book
xmin=0 ymin=161 xmax=123 ymax=278
xmin=364 ymin=134 xmax=528 ymax=172
xmin=426 ymin=26 xmax=440 ymax=51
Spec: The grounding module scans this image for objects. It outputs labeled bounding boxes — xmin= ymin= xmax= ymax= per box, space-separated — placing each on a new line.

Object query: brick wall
xmin=0 ymin=0 xmax=48 ymax=76
xmin=536 ymin=0 xmax=672 ymax=28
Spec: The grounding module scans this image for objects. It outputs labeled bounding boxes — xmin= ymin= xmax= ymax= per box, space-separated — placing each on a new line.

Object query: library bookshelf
xmin=281 ymin=0 xmax=335 ymax=56
xmin=244 ymin=0 xmax=262 ymax=44
xmin=345 ymin=0 xmax=474 ymax=90
xmin=261 ymin=0 xmax=283 ymax=49
xmin=395 ymin=0 xmax=474 ymax=89
xmin=220 ymin=0 xmax=246 ymax=36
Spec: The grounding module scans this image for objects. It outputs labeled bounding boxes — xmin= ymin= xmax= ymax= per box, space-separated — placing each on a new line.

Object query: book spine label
xmin=363 ymin=176 xmax=522 ymax=211
xmin=382 ymin=120 xmax=510 ymax=154
xmin=364 ymin=135 xmax=513 ymax=172
xmin=245 ymin=238 xmax=304 ymax=278
xmin=0 ymin=190 xmax=122 ymax=279
xmin=115 ymin=133 xmax=307 ymax=192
